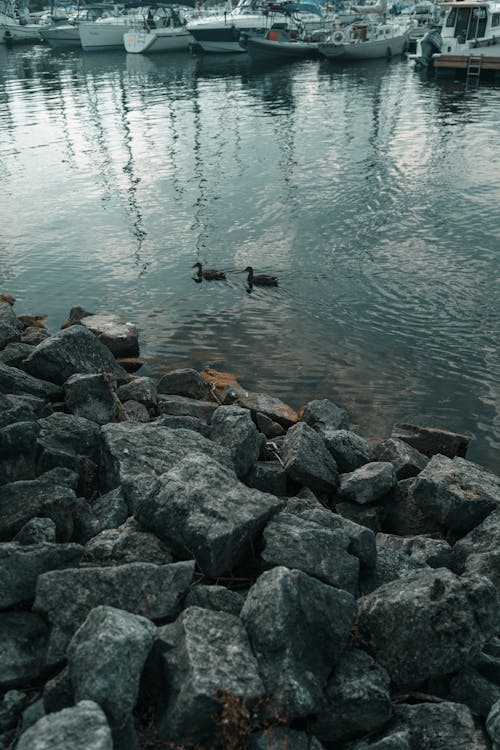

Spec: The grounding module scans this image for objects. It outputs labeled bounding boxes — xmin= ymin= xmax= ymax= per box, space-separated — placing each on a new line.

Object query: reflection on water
xmin=0 ymin=44 xmax=499 ymax=471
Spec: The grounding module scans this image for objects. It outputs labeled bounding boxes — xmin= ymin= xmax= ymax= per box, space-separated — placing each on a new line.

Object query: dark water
xmin=0 ymin=44 xmax=499 ymax=471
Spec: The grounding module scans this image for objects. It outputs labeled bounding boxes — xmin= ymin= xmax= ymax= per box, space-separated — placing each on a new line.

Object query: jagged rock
xmin=0 ymin=420 xmax=40 ymax=485
xmin=0 ymin=476 xmax=78 ymax=541
xmin=0 ymin=613 xmax=49 ymax=689
xmin=372 ymin=438 xmax=429 ymax=479
xmin=121 ymin=400 xmax=150 ymax=422
xmin=117 ymin=377 xmax=158 ymax=414
xmin=16 ymin=701 xmax=112 ymax=750
xmin=184 ymin=584 xmax=244 ymax=615
xmin=64 ymin=373 xmax=119 ymax=425
xmin=388 ymin=701 xmax=487 ymax=750
xmin=301 ymin=398 xmax=350 ymax=433
xmin=376 ymin=533 xmax=453 ymax=569
xmin=68 ymin=606 xmax=155 ymax=729
xmin=34 ymin=560 xmax=194 ymax=664
xmin=261 ymin=513 xmax=359 ymax=593
xmin=391 ymin=423 xmax=470 ymax=459
xmin=0 ymin=362 xmax=61 ymax=400
xmin=151 ymin=606 xmax=264 ymax=744
xmin=449 ymin=667 xmax=500 ymax=717
xmin=0 ymin=542 xmax=83 ymax=608
xmin=100 ymin=422 xmax=234 ymax=511
xmin=250 ymin=727 xmax=324 ymax=750
xmin=0 ymin=691 xmax=28 ymax=733
xmin=21 ymin=327 xmax=50 ymax=346
xmin=136 ymin=453 xmax=282 ymax=577
xmin=43 ymin=667 xmax=73 ymax=714
xmin=0 ymin=342 xmax=33 ymax=368
xmin=23 ymin=326 xmax=129 ymax=386
xmin=338 ymin=462 xmax=397 ymax=505
xmin=385 ymin=478 xmax=439 ymax=535
xmin=229 ymin=389 xmax=299 ymax=428
xmin=0 ymin=393 xmax=37 ymax=431
xmin=80 ymin=313 xmax=139 ymax=358
xmin=14 ymin=517 xmax=57 ymax=544
xmin=0 ymin=301 xmax=22 ymax=349
xmin=156 ymin=394 xmax=218 ymax=421
xmin=36 ymin=412 xmax=101 ymax=471
xmin=241 ymin=566 xmax=357 ymax=718
xmin=90 ymin=487 xmax=129 ymax=530
xmin=321 ymin=429 xmax=370 ymax=473
xmin=282 ymin=422 xmax=338 ymax=494
xmin=312 ymin=649 xmax=392 ymax=743
xmin=335 ymin=500 xmax=388 ymax=532
xmin=464 ymin=552 xmax=500 ymax=593
xmin=412 ymin=455 xmax=500 ymax=534
xmin=359 ymin=545 xmax=427 ymax=596
xmin=487 ymin=698 xmax=500 ymax=749
xmin=81 ymin=518 xmax=172 ymax=567
xmin=210 ymin=405 xmax=266 ymax=477
xmin=244 ymin=462 xmax=289 ymax=496
xmin=358 ymin=567 xmax=498 ymax=686
xmin=157 ymin=368 xmax=214 ymax=401
xmin=453 ymin=508 xmax=500 ymax=571
xmin=254 ymin=412 xmax=285 ymax=438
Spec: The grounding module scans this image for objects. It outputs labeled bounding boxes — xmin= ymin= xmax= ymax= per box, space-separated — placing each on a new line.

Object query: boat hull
xmin=0 ymin=19 xmax=42 ymax=44
xmin=79 ymin=20 xmax=132 ymax=51
xmin=124 ymin=27 xmax=192 ymax=53
xmin=187 ymin=13 xmax=269 ymax=53
xmin=245 ymin=35 xmax=320 ymax=60
xmin=319 ymin=33 xmax=407 ymax=60
xmin=40 ymin=24 xmax=81 ymax=48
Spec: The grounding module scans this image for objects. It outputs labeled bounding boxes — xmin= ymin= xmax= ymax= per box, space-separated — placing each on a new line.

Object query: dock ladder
xmin=466 ymin=53 xmax=483 ymax=88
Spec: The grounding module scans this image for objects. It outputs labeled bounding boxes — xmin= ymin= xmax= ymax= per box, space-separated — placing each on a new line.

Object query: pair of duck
xmin=192 ymin=262 xmax=278 ymax=287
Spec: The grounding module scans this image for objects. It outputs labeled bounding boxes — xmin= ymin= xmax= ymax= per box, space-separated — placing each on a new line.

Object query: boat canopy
xmin=263 ymin=0 xmax=323 ymax=14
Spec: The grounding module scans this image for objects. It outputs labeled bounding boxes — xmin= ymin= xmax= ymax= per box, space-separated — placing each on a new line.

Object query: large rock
xmin=312 ymin=649 xmax=392 ymax=743
xmin=0 ymin=613 xmax=49 ymax=689
xmin=412 ymin=455 xmax=500 ymax=534
xmin=322 ymin=429 xmax=370 ymax=473
xmin=372 ymin=438 xmax=429 ymax=479
xmin=0 ymin=362 xmax=60 ymax=400
xmin=80 ymin=313 xmax=139 ymax=358
xmin=0 ymin=392 xmax=38 ymax=429
xmin=358 ymin=567 xmax=498 ymax=686
xmin=14 ymin=517 xmax=57 ymax=544
xmin=34 ymin=560 xmax=194 ymax=663
xmin=151 ymin=606 xmax=264 ymax=744
xmin=16 ymin=701 xmax=113 ymax=750
xmin=37 ymin=412 xmax=101 ymax=466
xmin=117 ymin=377 xmax=158 ymax=414
xmin=64 ymin=373 xmax=119 ymax=425
xmin=300 ymin=398 xmax=350 ymax=432
xmin=156 ymin=394 xmax=218 ymax=421
xmin=68 ymin=606 xmax=155 ymax=729
xmin=453 ymin=508 xmax=500 ymax=571
xmin=0 ymin=542 xmax=83 ymax=608
xmin=282 ymin=422 xmax=339 ymax=494
xmin=376 ymin=532 xmax=453 ymax=569
xmin=136 ymin=453 xmax=282 ymax=577
xmin=337 ymin=462 xmax=397 ymax=505
xmin=0 ymin=301 xmax=22 ymax=349
xmin=100 ymin=422 xmax=234 ymax=511
xmin=388 ymin=701 xmax=488 ymax=750
xmin=0 ymin=421 xmax=40 ymax=485
xmin=244 ymin=461 xmax=289 ymax=496
xmin=241 ymin=566 xmax=357 ymax=718
xmin=0 ymin=476 xmax=78 ymax=541
xmin=392 ymin=423 xmax=470 ymax=458
xmin=0 ymin=342 xmax=33 ymax=369
xmin=449 ymin=666 xmax=500 ymax=717
xmin=230 ymin=389 xmax=299 ymax=428
xmin=210 ymin=405 xmax=266 ymax=477
xmin=157 ymin=368 xmax=214 ymax=401
xmin=81 ymin=519 xmax=172 ymax=567
xmin=261 ymin=512 xmax=359 ymax=594
xmin=23 ymin=326 xmax=129 ymax=386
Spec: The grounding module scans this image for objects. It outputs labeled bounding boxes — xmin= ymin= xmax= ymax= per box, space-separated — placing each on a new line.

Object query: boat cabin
xmin=440 ymin=0 xmax=500 ymax=44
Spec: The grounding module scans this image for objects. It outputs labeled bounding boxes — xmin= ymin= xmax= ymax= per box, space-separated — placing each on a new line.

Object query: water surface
xmin=0 ymin=44 xmax=499 ymax=470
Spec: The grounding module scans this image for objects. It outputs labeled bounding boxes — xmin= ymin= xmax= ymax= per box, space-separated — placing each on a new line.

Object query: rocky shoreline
xmin=1 ymin=295 xmax=500 ymax=750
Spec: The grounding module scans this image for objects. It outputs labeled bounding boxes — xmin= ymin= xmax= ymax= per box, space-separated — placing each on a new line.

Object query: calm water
xmin=0 ymin=44 xmax=499 ymax=471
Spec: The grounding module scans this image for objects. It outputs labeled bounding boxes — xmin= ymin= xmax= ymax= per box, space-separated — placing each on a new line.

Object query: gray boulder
xmin=0 ymin=420 xmax=39 ymax=485
xmin=152 ymin=606 xmax=264 ymax=744
xmin=80 ymin=313 xmax=139 ymax=358
xmin=210 ymin=405 xmax=266 ymax=477
xmin=312 ymin=649 xmax=392 ymax=743
xmin=250 ymin=727 xmax=324 ymax=750
xmin=14 ymin=517 xmax=57 ymax=544
xmin=0 ymin=476 xmax=78 ymax=541
xmin=359 ymin=544 xmax=428 ymax=597
xmin=244 ymin=462 xmax=289 ymax=496
xmin=0 ymin=613 xmax=49 ymax=689
xmin=376 ymin=532 xmax=453 ymax=569
xmin=464 ymin=552 xmax=500 ymax=594
xmin=157 ymin=368 xmax=213 ymax=400
xmin=0 ymin=342 xmax=33 ymax=368
xmin=282 ymin=422 xmax=339 ymax=494
xmin=301 ymin=398 xmax=350 ymax=432
xmin=90 ymin=487 xmax=129 ymax=530
xmin=338 ymin=462 xmax=397 ymax=505
xmin=453 ymin=508 xmax=500 ymax=571
xmin=358 ymin=567 xmax=498 ymax=686
xmin=385 ymin=478 xmax=439 ymax=535
xmin=487 ymin=698 xmax=500 ymax=750
xmin=16 ymin=701 xmax=112 ymax=750
xmin=0 ymin=301 xmax=22 ymax=348
xmin=68 ymin=606 xmax=155 ymax=729
xmin=388 ymin=701 xmax=487 ymax=750
xmin=261 ymin=512 xmax=359 ymax=594
xmin=0 ymin=362 xmax=60 ymax=399
xmin=413 ymin=455 xmax=500 ymax=533
xmin=391 ymin=423 xmax=470 ymax=458
xmin=100 ymin=422 xmax=234 ymax=511
xmin=184 ymin=584 xmax=244 ymax=615
xmin=230 ymin=389 xmax=299 ymax=428
xmin=117 ymin=376 xmax=158 ymax=414
xmin=241 ymin=566 xmax=357 ymax=718
xmin=64 ymin=373 xmax=119 ymax=425
xmin=335 ymin=500 xmax=388 ymax=532
xmin=449 ymin=666 xmax=500 ymax=717
xmin=322 ymin=429 xmax=370 ymax=473
xmin=37 ymin=412 xmax=101 ymax=463
xmin=372 ymin=438 xmax=429 ymax=479
xmin=122 ymin=400 xmax=150 ymax=423
xmin=0 ymin=392 xmax=38 ymax=429
xmin=81 ymin=518 xmax=172 ymax=567
xmin=34 ymin=560 xmax=194 ymax=663
xmin=23 ymin=326 xmax=129 ymax=386
xmin=156 ymin=393 xmax=218 ymax=421
xmin=0 ymin=542 xmax=83 ymax=608
xmin=136 ymin=453 xmax=282 ymax=576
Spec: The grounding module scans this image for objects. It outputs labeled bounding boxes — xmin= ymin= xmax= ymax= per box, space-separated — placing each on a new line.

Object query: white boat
xmin=187 ymin=0 xmax=325 ymax=54
xmin=40 ymin=5 xmax=109 ymax=48
xmin=0 ymin=0 xmax=43 ymax=43
xmin=124 ymin=5 xmax=192 ymax=52
xmin=79 ymin=4 xmax=164 ymax=50
xmin=410 ymin=0 xmax=500 ymax=77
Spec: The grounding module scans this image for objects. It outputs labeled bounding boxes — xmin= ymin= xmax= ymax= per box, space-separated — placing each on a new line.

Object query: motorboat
xmin=318 ymin=0 xmax=409 ymax=60
xmin=124 ymin=5 xmax=192 ymax=52
xmin=409 ymin=0 xmax=500 ymax=77
xmin=79 ymin=3 xmax=166 ymax=50
xmin=186 ymin=0 xmax=326 ymax=54
xmin=240 ymin=20 xmax=324 ymax=59
xmin=40 ymin=4 xmax=112 ymax=48
xmin=0 ymin=0 xmax=43 ymax=43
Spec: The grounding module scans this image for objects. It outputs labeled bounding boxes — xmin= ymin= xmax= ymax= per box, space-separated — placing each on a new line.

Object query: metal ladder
xmin=466 ymin=53 xmax=483 ymax=88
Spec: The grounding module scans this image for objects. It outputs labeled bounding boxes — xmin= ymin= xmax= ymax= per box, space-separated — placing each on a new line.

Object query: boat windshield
xmin=445 ymin=4 xmax=488 ymax=38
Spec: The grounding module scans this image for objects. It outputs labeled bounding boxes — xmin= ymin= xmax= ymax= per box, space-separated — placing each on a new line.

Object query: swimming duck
xmin=192 ymin=262 xmax=226 ymax=281
xmin=244 ymin=266 xmax=278 ymax=287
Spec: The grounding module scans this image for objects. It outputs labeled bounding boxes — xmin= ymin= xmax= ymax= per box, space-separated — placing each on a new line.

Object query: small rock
xmin=64 ymin=373 xmax=119 ymax=425
xmin=156 ymin=393 xmax=218 ymax=421
xmin=230 ymin=389 xmax=299 ymax=428
xmin=90 ymin=487 xmax=129 ymax=530
xmin=300 ymin=398 xmax=350 ymax=432
xmin=282 ymin=422 xmax=339 ymax=494
xmin=157 ymin=367 xmax=214 ymax=401
xmin=16 ymin=700 xmax=113 ymax=750
xmin=81 ymin=518 xmax=173 ymax=567
xmin=322 ymin=429 xmax=370 ymax=473
xmin=338 ymin=462 xmax=397 ymax=505
xmin=117 ymin=377 xmax=158 ymax=414
xmin=122 ymin=400 xmax=150 ymax=422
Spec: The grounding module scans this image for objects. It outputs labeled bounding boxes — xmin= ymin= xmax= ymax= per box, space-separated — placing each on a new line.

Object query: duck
xmin=244 ymin=266 xmax=278 ymax=287
xmin=192 ymin=262 xmax=226 ymax=281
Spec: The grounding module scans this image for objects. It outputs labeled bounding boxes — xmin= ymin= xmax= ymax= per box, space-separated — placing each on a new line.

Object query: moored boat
xmin=318 ymin=17 xmax=409 ymax=59
xmin=124 ymin=5 xmax=192 ymax=52
xmin=240 ymin=21 xmax=323 ymax=59
xmin=0 ymin=0 xmax=43 ymax=43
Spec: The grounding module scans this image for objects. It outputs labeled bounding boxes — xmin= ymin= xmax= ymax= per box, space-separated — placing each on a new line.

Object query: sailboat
xmin=0 ymin=0 xmax=43 ymax=43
